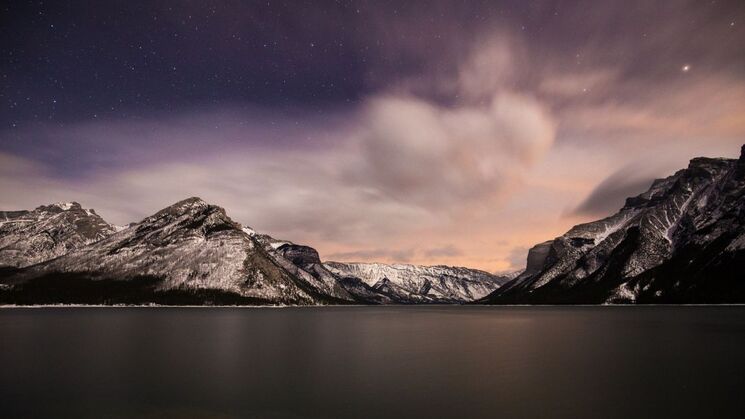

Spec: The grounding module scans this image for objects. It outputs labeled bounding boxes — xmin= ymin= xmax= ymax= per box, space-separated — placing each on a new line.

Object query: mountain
xmin=0 ymin=197 xmax=503 ymax=305
xmin=0 ymin=202 xmax=117 ymax=268
xmin=249 ymin=233 xmax=357 ymax=302
xmin=249 ymin=230 xmax=506 ymax=304
xmin=4 ymin=143 xmax=743 ymax=307
xmin=325 ymin=262 xmax=508 ymax=303
xmin=485 ymin=146 xmax=745 ymax=304
xmin=0 ymin=198 xmax=351 ymax=305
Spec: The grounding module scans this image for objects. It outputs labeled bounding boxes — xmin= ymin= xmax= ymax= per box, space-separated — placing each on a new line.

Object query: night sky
xmin=2 ymin=1 xmax=744 ymax=271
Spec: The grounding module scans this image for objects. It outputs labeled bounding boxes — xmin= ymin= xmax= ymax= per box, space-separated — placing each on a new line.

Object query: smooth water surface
xmin=1 ymin=306 xmax=744 ymax=418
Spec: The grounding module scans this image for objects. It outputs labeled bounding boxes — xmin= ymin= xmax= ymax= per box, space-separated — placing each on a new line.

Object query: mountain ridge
xmin=2 ymin=146 xmax=743 ymax=305
xmin=484 ymin=146 xmax=745 ymax=304
xmin=0 ymin=197 xmax=506 ymax=305
xmin=325 ymin=261 xmax=507 ymax=303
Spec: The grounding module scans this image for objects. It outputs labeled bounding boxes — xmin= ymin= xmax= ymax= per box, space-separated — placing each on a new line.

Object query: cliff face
xmin=486 ymin=148 xmax=745 ymax=304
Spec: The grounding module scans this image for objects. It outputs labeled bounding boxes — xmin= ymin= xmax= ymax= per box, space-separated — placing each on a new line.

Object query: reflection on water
xmin=1 ymin=306 xmax=744 ymax=418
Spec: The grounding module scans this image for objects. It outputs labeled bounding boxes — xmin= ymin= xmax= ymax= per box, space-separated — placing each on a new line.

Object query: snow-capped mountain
xmin=0 ymin=202 xmax=116 ymax=268
xmin=6 ymin=144 xmax=741 ymax=307
xmin=0 ymin=197 xmax=502 ymax=305
xmin=485 ymin=146 xmax=745 ymax=304
xmin=249 ymin=231 xmax=506 ymax=303
xmin=325 ymin=262 xmax=508 ymax=303
xmin=1 ymin=198 xmax=349 ymax=305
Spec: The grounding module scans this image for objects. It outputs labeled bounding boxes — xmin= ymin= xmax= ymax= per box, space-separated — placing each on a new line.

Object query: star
xmin=681 ymin=64 xmax=691 ymax=72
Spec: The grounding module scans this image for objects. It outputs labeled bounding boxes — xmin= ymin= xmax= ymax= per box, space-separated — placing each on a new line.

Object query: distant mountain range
xmin=0 ymin=198 xmax=507 ymax=305
xmin=1 ymin=146 xmax=744 ymax=305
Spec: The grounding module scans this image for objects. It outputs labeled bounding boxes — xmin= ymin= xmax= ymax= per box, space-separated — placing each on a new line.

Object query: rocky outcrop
xmin=524 ymin=241 xmax=552 ymax=275
xmin=271 ymin=243 xmax=356 ymax=301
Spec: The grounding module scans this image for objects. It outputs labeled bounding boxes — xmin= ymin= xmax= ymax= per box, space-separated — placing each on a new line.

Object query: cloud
xmin=571 ymin=164 xmax=664 ymax=217
xmin=335 ymin=32 xmax=556 ymax=212
xmin=507 ymin=246 xmax=530 ymax=271
xmin=539 ymin=69 xmax=619 ymax=97
xmin=327 ymin=245 xmax=461 ymax=264
xmin=326 ymin=248 xmax=415 ymax=263
xmin=455 ymin=37 xmax=518 ymax=101
xmin=422 ymin=245 xmax=462 ymax=258
xmin=346 ymin=92 xmax=555 ymax=210
xmin=558 ymin=76 xmax=745 ymax=144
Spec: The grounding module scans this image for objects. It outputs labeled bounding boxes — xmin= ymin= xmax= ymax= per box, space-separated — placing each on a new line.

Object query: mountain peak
xmin=172 ymin=196 xmax=209 ymax=208
xmin=54 ymin=201 xmax=81 ymax=210
xmin=152 ymin=197 xmax=211 ymax=218
xmin=686 ymin=156 xmax=733 ymax=173
xmin=36 ymin=201 xmax=83 ymax=213
xmin=141 ymin=197 xmax=242 ymax=239
xmin=181 ymin=196 xmax=207 ymax=204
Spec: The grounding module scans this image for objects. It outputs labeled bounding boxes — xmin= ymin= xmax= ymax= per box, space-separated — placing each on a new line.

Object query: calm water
xmin=1 ymin=306 xmax=744 ymax=419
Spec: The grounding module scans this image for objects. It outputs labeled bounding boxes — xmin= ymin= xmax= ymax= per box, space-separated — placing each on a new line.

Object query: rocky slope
xmin=325 ymin=262 xmax=508 ymax=303
xmin=248 ymin=230 xmax=506 ymax=303
xmin=0 ymin=202 xmax=116 ymax=268
xmin=0 ymin=198 xmax=350 ymax=305
xmin=485 ymin=146 xmax=745 ymax=304
xmin=0 ymin=197 xmax=503 ymax=305
xmin=250 ymin=235 xmax=357 ymax=302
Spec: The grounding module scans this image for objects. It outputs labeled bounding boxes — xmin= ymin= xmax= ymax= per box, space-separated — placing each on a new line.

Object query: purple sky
xmin=1 ymin=1 xmax=744 ymax=271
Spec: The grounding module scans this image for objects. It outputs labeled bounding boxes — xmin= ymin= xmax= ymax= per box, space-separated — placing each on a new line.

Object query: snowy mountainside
xmin=486 ymin=145 xmax=745 ymax=304
xmin=324 ymin=261 xmax=508 ymax=303
xmin=0 ymin=197 xmax=506 ymax=305
xmin=1 ymin=198 xmax=343 ymax=305
xmin=247 ymin=230 xmax=507 ymax=303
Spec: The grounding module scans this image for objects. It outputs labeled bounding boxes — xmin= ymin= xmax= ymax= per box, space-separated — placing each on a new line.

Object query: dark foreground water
xmin=1 ymin=306 xmax=744 ymax=419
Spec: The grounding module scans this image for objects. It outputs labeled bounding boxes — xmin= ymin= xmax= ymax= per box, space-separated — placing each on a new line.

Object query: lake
xmin=1 ymin=306 xmax=744 ymax=418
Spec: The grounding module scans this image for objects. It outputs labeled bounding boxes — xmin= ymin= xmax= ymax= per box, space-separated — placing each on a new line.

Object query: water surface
xmin=1 ymin=306 xmax=744 ymax=418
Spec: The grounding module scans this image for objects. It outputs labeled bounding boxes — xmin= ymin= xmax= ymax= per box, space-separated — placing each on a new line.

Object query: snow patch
xmin=53 ymin=202 xmax=75 ymax=211
xmin=594 ymin=213 xmax=634 ymax=245
xmin=607 ymin=281 xmax=638 ymax=303
xmin=664 ymin=191 xmax=696 ymax=244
